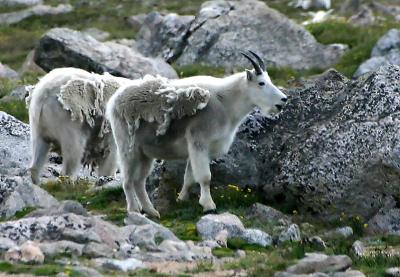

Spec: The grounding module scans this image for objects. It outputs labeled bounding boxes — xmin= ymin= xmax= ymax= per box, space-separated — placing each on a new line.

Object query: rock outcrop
xmin=135 ymin=0 xmax=345 ymax=70
xmin=34 ymin=28 xmax=178 ymax=79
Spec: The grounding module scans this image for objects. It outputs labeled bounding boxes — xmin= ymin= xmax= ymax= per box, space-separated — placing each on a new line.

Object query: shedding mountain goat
xmin=107 ymin=51 xmax=288 ymax=218
xmin=28 ymin=67 xmax=132 ymax=184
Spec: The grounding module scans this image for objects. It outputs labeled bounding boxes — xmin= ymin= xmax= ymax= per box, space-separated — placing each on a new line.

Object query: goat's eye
xmin=258 ymin=82 xmax=265 ymax=86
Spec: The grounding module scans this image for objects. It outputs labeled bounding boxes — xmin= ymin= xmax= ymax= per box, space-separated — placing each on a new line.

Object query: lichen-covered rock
xmin=27 ymin=200 xmax=88 ymax=218
xmin=38 ymin=240 xmax=84 ymax=257
xmin=278 ymin=224 xmax=301 ymax=243
xmin=34 ymin=28 xmax=177 ymax=79
xmin=246 ymin=203 xmax=291 ymax=224
xmin=366 ymin=208 xmax=400 ymax=235
xmin=5 ymin=241 xmax=45 ymax=264
xmin=136 ymin=0 xmax=344 ymax=70
xmin=355 ymin=29 xmax=400 ymax=77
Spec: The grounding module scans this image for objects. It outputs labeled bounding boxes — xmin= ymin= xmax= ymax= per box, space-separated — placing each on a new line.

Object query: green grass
xmin=0 ymin=261 xmax=82 ymax=276
xmin=0 ymin=99 xmax=28 ymax=122
xmin=307 ymin=19 xmax=400 ymax=77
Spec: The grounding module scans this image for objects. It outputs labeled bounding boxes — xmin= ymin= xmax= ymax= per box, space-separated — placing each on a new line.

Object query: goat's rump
xmin=113 ymin=75 xmax=211 ymax=136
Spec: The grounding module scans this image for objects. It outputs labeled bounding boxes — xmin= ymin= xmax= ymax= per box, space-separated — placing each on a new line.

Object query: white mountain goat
xmin=107 ymin=51 xmax=288 ymax=218
xmin=28 ymin=67 xmax=132 ymax=184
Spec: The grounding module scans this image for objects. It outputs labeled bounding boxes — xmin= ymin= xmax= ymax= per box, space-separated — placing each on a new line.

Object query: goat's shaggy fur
xmin=112 ymin=75 xmax=210 ymax=137
xmin=28 ymin=67 xmax=131 ymax=184
xmin=107 ymin=52 xmax=288 ymax=218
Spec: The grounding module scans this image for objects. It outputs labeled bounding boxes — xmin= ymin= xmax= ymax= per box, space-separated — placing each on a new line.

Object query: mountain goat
xmin=28 ymin=67 xmax=132 ymax=184
xmin=107 ymin=51 xmax=288 ymax=218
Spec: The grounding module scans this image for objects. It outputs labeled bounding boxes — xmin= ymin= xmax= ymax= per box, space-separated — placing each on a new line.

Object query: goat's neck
xmin=216 ymin=73 xmax=254 ymax=127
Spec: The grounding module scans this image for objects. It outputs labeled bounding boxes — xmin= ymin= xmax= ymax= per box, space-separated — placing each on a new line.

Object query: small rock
xmin=82 ymin=242 xmax=113 ymax=258
xmin=332 ymin=270 xmax=366 ymax=277
xmin=278 ymin=224 xmax=301 ymax=243
xmin=324 ymin=226 xmax=353 ymax=239
xmin=235 ymin=249 xmax=246 ymax=258
xmin=38 ymin=240 xmax=84 ymax=257
xmin=0 ymin=63 xmax=19 ymax=79
xmin=386 ymin=267 xmax=400 ymax=277
xmin=243 ymin=228 xmax=273 ymax=247
xmin=246 ymin=203 xmax=291 ymax=224
xmin=306 ymin=236 xmax=327 ymax=250
xmin=6 ymin=241 xmax=45 ymax=264
xmin=215 ymin=229 xmax=228 ymax=248
xmin=291 ymin=0 xmax=331 ymax=10
xmin=27 ymin=200 xmax=88 ymax=217
xmin=127 ymin=13 xmax=147 ymax=29
xmin=70 ymin=266 xmax=102 ymax=277
xmin=82 ymin=28 xmax=110 ymax=42
xmin=95 ymin=257 xmax=144 ymax=272
xmin=196 ymin=212 xmax=246 ymax=241
xmin=351 ymin=240 xmax=365 ymax=257
xmin=198 ymin=240 xmax=221 ymax=249
xmin=0 ymin=237 xmax=17 ymax=252
xmin=366 ymin=209 xmax=400 ymax=235
xmin=348 ymin=5 xmax=375 ymax=26
xmin=285 ymin=253 xmax=352 ymax=274
xmin=8 ymin=86 xmax=30 ymax=101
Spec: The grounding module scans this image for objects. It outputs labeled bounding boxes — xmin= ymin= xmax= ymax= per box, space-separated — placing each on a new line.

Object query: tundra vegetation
xmin=1 ymin=0 xmax=400 ymax=276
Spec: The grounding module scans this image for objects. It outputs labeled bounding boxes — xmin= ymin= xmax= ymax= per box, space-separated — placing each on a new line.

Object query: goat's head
xmin=241 ymin=50 xmax=287 ymax=116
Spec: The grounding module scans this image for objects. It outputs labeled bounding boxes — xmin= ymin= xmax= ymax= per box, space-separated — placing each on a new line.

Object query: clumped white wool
xmin=113 ymin=75 xmax=211 ymax=136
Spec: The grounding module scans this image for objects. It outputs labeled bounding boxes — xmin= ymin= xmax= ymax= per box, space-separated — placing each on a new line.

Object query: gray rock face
xmin=351 ymin=240 xmax=365 ymax=257
xmin=0 ymin=4 xmax=73 ymax=26
xmin=136 ymin=12 xmax=195 ymax=62
xmin=136 ymin=0 xmax=344 ymax=70
xmin=34 ymin=28 xmax=178 ymax=79
xmin=366 ymin=208 xmax=400 ymax=235
xmin=82 ymin=28 xmax=110 ymax=42
xmin=355 ymin=29 xmax=400 ymax=77
xmin=278 ymin=224 xmax=301 ymax=243
xmin=27 ymin=200 xmax=88 ymax=218
xmin=0 ymin=63 xmax=19 ymax=79
xmin=196 ymin=212 xmax=272 ymax=247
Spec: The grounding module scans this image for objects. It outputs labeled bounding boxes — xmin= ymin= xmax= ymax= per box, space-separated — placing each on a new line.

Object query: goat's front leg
xmin=119 ymin=152 xmax=142 ymax=213
xmin=188 ymin=142 xmax=216 ymax=212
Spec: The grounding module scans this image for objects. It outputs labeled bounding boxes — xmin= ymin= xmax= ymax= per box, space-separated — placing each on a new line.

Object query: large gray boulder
xmin=34 ymin=28 xmax=178 ymax=79
xmin=355 ymin=29 xmax=400 ymax=77
xmin=136 ymin=0 xmax=345 ymax=70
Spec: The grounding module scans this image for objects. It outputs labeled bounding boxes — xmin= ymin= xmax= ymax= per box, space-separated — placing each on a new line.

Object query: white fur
xmin=107 ymin=67 xmax=287 ymax=218
xmin=28 ymin=67 xmax=131 ymax=184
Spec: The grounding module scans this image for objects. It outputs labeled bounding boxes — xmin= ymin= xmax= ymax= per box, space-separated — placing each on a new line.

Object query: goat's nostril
xmin=281 ymin=97 xmax=288 ymax=103
xmin=275 ymin=104 xmax=282 ymax=111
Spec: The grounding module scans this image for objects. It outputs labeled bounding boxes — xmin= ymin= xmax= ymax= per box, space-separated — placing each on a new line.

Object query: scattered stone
xmin=70 ymin=266 xmax=102 ymax=277
xmin=27 ymin=200 xmax=88 ymax=217
xmin=366 ymin=208 xmax=400 ymax=235
xmin=332 ymin=271 xmax=366 ymax=277
xmin=82 ymin=242 xmax=113 ymax=258
xmin=246 ymin=203 xmax=291 ymax=224
xmin=196 ymin=212 xmax=245 ymax=241
xmin=20 ymin=50 xmax=46 ymax=75
xmin=0 ymin=0 xmax=42 ymax=7
xmin=38 ymin=240 xmax=84 ymax=258
xmin=243 ymin=229 xmax=273 ymax=247
xmin=35 ymin=28 xmax=178 ymax=79
xmin=278 ymin=224 xmax=301 ymax=243
xmin=386 ymin=267 xmax=400 ymax=277
xmin=0 ymin=237 xmax=16 ymax=253
xmin=8 ymin=86 xmax=29 ymax=101
xmin=196 ymin=212 xmax=272 ymax=247
xmin=325 ymin=227 xmax=354 ymax=239
xmin=127 ymin=13 xmax=147 ymax=29
xmin=94 ymin=257 xmax=144 ymax=272
xmin=290 ymin=0 xmax=331 ymax=10
xmin=348 ymin=5 xmax=375 ymax=26
xmin=0 ymin=63 xmax=19 ymax=79
xmin=82 ymin=27 xmax=110 ymax=42
xmin=306 ymin=236 xmax=327 ymax=250
xmin=0 ymin=4 xmax=73 ymax=26
xmin=355 ymin=29 xmax=400 ymax=77
xmin=235 ymin=249 xmax=246 ymax=258
xmin=351 ymin=240 xmax=365 ymax=257
xmin=284 ymin=253 xmax=352 ymax=274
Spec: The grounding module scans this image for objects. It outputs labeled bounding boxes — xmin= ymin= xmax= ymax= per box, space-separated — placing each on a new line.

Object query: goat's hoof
xmin=203 ymin=209 xmax=218 ymax=215
xmin=142 ymin=208 xmax=161 ymax=219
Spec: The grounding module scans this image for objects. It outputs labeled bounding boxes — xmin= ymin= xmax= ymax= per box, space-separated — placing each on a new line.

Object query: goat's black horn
xmin=240 ymin=51 xmax=263 ymax=75
xmin=248 ymin=50 xmax=266 ymax=71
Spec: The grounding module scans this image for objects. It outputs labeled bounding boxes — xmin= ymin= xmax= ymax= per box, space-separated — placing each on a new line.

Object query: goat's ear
xmin=245 ymin=69 xmax=253 ymax=81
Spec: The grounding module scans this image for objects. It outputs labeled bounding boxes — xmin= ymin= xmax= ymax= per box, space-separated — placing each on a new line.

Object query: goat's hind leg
xmin=177 ymin=160 xmax=195 ymax=202
xmin=60 ymin=130 xmax=85 ymax=178
xmin=132 ymin=149 xmax=159 ymax=218
xmin=30 ymin=134 xmax=50 ymax=184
